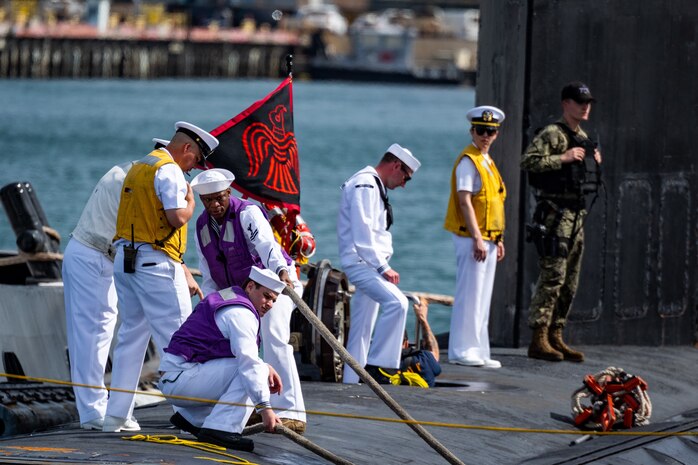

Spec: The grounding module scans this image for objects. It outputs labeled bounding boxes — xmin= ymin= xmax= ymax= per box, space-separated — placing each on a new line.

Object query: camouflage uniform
xmin=522 ymin=119 xmax=589 ymax=329
xmin=526 ymin=203 xmax=585 ymax=328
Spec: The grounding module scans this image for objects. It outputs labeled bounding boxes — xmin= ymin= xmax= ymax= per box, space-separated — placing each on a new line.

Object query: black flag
xmin=208 ymin=77 xmax=300 ymax=213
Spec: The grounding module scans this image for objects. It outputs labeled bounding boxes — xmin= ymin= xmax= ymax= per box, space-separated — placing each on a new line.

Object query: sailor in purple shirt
xmin=158 ymin=266 xmax=286 ymax=452
xmin=189 ymin=168 xmax=306 ymax=434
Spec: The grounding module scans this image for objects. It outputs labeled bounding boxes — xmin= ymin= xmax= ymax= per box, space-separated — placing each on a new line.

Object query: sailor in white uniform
xmin=444 ymin=106 xmax=507 ymax=368
xmin=103 ymin=122 xmax=217 ymax=432
xmin=158 ymin=266 xmax=286 ymax=452
xmin=63 ymin=161 xmax=133 ymax=430
xmin=190 ymin=169 xmax=306 ymax=433
xmin=62 ymin=138 xmax=171 ymax=431
xmin=337 ymin=143 xmax=420 ymax=384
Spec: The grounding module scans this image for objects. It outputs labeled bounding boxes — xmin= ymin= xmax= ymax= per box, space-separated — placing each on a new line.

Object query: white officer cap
xmin=386 ymin=143 xmax=421 ymax=173
xmin=152 ymin=138 xmax=170 ymax=149
xmin=174 ymin=121 xmax=219 ymax=157
xmin=249 ymin=266 xmax=286 ymax=293
xmin=466 ymin=105 xmax=505 ymax=127
xmin=190 ymin=168 xmax=236 ymax=195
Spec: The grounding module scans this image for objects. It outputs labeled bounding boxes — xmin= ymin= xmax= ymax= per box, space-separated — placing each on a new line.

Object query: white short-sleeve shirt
xmin=455 ymin=154 xmax=495 ymax=194
xmin=153 ymin=150 xmax=188 ymax=210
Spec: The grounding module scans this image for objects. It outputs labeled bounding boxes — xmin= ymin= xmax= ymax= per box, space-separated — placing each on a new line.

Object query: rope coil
xmin=1 ymin=372 xmax=696 ymax=438
xmin=571 ymin=366 xmax=652 ymax=431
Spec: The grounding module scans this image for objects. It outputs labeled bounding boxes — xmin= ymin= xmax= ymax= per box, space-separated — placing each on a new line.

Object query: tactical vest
xmin=164 ymin=286 xmax=260 ymax=364
xmin=444 ymin=144 xmax=506 ymax=241
xmin=115 ymin=150 xmax=187 ymax=261
xmin=528 ymin=123 xmax=601 ymax=197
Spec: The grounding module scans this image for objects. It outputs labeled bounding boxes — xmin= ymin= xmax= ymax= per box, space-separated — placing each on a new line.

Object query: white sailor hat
xmin=249 ymin=266 xmax=286 ymax=293
xmin=190 ymin=168 xmax=236 ymax=195
xmin=152 ymin=138 xmax=170 ymax=149
xmin=386 ymin=143 xmax=421 ymax=173
xmin=466 ymin=106 xmax=505 ymax=128
xmin=174 ymin=121 xmax=219 ymax=158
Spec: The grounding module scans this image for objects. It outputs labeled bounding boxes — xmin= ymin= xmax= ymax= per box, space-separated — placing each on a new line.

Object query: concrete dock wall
xmin=479 ymin=0 xmax=698 ymax=346
xmin=0 ymin=37 xmax=297 ymax=79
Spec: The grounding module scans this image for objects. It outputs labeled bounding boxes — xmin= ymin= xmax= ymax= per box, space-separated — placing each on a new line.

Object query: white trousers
xmin=158 ymin=357 xmax=253 ymax=433
xmin=260 ymin=277 xmax=306 ymax=421
xmin=448 ymin=235 xmax=498 ymax=361
xmin=62 ymin=239 xmax=118 ymax=424
xmin=342 ymin=262 xmax=408 ymax=384
xmin=106 ymin=244 xmax=192 ymax=420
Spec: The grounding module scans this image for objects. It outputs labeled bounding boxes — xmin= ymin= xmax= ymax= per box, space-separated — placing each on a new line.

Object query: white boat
xmin=308 ymin=8 xmax=476 ymax=85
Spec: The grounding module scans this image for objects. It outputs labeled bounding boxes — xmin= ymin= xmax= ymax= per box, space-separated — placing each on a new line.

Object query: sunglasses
xmin=398 ymin=163 xmax=412 ymax=182
xmin=474 ymin=126 xmax=498 ymax=136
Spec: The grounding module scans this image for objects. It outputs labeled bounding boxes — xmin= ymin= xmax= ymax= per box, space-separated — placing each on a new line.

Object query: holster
xmin=526 ymin=224 xmax=567 ymax=258
xmin=526 ymin=201 xmax=569 ymax=258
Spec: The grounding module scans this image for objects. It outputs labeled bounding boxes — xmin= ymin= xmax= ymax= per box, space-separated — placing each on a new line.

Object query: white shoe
xmin=102 ymin=415 xmax=141 ymax=432
xmin=81 ymin=418 xmax=104 ymax=430
xmin=448 ymin=356 xmax=485 ymax=367
xmin=483 ymin=359 xmax=501 ymax=368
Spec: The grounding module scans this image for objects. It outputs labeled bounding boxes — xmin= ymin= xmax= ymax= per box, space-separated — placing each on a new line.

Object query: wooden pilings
xmin=0 ymin=37 xmax=299 ymax=79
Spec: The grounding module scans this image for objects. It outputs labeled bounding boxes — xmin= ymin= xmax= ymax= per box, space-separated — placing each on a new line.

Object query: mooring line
xmin=2 ymin=372 xmax=697 ymax=438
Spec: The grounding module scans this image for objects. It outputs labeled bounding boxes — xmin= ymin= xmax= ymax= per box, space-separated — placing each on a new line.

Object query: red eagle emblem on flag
xmin=243 ymin=104 xmax=299 ymax=195
xmin=207 ymin=77 xmax=301 ymax=214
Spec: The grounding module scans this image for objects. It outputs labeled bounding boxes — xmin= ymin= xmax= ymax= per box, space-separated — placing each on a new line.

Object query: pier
xmin=0 ymin=35 xmax=302 ymax=79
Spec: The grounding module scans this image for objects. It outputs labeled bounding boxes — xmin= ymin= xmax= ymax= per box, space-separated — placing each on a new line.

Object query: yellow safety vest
xmin=115 ymin=150 xmax=187 ymax=262
xmin=444 ymin=144 xmax=506 ymax=241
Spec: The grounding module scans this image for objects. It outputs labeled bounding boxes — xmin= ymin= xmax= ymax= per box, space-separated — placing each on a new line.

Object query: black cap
xmin=561 ymin=81 xmax=596 ymax=103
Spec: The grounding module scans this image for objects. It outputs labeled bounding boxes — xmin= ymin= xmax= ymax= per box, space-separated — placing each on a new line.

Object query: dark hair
xmin=380 ymin=152 xmax=400 ymax=164
xmin=243 ymin=278 xmax=261 ymax=290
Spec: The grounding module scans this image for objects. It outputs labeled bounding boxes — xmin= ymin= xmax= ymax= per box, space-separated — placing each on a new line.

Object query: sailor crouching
xmin=158 ymin=266 xmax=286 ymax=452
xmin=190 ymin=168 xmax=306 ymax=433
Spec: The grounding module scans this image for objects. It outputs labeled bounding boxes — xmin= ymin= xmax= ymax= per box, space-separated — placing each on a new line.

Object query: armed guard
xmin=521 ymin=81 xmax=602 ymax=362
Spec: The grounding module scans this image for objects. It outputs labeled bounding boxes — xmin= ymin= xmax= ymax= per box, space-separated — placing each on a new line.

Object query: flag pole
xmin=286 ymin=54 xmax=293 ymax=77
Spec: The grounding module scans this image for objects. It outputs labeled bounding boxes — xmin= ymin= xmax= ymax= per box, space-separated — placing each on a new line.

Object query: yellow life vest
xmin=443 ymin=144 xmax=506 ymax=241
xmin=115 ymin=150 xmax=187 ymax=262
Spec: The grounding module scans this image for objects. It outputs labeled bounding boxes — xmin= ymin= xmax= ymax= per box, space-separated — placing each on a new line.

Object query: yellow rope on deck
xmin=2 ymin=372 xmax=697 ymax=438
xmin=125 ymin=434 xmax=258 ymax=465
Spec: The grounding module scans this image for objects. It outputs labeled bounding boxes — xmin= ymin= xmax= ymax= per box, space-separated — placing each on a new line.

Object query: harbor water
xmin=0 ymin=78 xmax=475 ymax=335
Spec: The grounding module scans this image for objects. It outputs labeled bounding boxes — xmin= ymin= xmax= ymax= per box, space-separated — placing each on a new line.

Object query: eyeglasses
xmin=198 ymin=149 xmax=209 ymax=166
xmin=474 ymin=126 xmax=498 ymax=136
